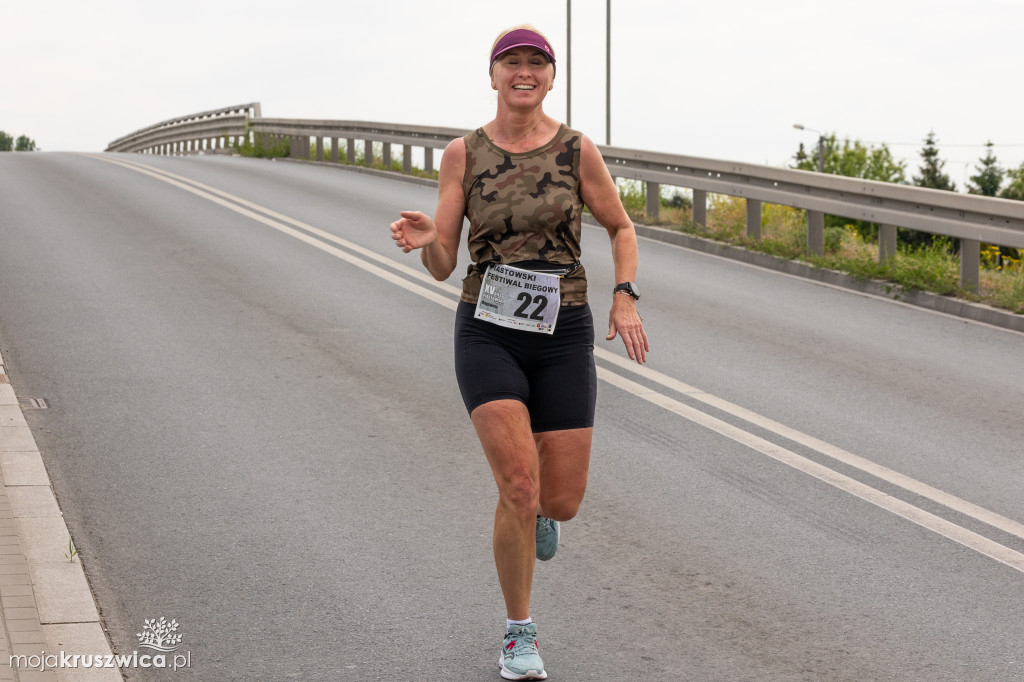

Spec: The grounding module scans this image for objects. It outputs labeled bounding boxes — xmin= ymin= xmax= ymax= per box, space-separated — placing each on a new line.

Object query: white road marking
xmin=597 ymin=351 xmax=1024 ymax=544
xmin=86 ymin=154 xmax=459 ymax=310
xmin=598 ymin=367 xmax=1024 ymax=574
xmin=87 ymin=153 xmax=1024 ymax=574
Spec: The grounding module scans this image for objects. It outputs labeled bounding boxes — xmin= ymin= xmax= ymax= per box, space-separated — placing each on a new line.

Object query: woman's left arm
xmin=579 ymin=134 xmax=649 ymax=364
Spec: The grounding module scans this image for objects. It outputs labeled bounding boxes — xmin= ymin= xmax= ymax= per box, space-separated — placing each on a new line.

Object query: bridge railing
xmin=106 ymin=103 xmax=260 ymax=156
xmin=106 ymin=102 xmax=1024 ymax=291
xmin=251 ymin=117 xmax=470 ymax=176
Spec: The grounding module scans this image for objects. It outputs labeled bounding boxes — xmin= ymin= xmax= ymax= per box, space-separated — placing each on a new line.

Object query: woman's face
xmin=490 ymin=47 xmax=554 ymax=109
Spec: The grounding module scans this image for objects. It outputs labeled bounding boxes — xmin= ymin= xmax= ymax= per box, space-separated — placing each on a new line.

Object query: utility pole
xmin=566 ymin=0 xmax=571 ymax=127
xmin=606 ymin=0 xmax=611 ymax=145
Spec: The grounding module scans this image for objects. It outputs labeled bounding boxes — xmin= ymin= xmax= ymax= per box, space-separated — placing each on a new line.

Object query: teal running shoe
xmin=535 ymin=516 xmax=559 ymax=561
xmin=499 ymin=622 xmax=547 ymax=680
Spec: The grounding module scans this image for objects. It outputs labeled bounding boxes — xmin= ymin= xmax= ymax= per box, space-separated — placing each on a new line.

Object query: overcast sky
xmin=3 ymin=0 xmax=1022 ymax=188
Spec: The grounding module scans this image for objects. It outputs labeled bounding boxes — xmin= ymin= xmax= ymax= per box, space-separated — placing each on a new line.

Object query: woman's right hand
xmin=390 ymin=211 xmax=438 ymax=253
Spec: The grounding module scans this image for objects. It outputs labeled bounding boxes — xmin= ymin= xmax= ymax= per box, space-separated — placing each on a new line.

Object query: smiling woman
xmin=389 ymin=22 xmax=648 ymax=681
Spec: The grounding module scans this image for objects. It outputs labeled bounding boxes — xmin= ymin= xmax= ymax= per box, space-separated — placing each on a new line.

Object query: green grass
xmin=614 ymin=180 xmax=1024 ymax=314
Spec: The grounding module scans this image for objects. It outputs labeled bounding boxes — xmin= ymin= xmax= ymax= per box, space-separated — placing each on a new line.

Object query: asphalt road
xmin=0 ymin=152 xmax=1022 ymax=681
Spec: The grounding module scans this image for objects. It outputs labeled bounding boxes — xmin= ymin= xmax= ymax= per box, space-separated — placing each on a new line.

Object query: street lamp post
xmin=793 ymin=123 xmax=825 ymax=173
xmin=791 ymin=124 xmax=827 ymax=257
xmin=606 ymin=0 xmax=611 ymax=146
xmin=566 ymin=0 xmax=571 ymax=127
xmin=566 ymin=0 xmax=611 ymax=144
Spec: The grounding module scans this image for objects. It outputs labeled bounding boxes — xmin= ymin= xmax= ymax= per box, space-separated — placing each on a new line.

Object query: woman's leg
xmin=535 ymin=427 xmax=593 ymax=521
xmin=472 ymin=399 xmax=542 ymax=620
xmin=472 ymin=399 xmax=595 ymax=618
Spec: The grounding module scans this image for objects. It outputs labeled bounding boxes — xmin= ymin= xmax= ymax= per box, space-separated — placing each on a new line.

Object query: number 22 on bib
xmin=474 ymin=264 xmax=560 ymax=334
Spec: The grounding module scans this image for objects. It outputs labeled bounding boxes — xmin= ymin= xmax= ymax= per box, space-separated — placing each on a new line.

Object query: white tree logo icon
xmin=136 ymin=617 xmax=184 ymax=652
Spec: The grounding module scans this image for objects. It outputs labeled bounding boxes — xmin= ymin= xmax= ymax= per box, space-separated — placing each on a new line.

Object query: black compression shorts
xmin=454 ymin=301 xmax=597 ymax=432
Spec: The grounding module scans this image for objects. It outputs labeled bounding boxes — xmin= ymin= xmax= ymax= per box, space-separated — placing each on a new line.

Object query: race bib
xmin=474 ymin=264 xmax=560 ymax=334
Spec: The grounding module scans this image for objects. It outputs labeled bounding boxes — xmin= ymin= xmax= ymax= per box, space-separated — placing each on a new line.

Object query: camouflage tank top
xmin=460 ymin=124 xmax=587 ymax=306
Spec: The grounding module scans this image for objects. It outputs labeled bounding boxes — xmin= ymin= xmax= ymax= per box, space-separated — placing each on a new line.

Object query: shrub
xmin=235 ymin=135 xmax=289 ymax=159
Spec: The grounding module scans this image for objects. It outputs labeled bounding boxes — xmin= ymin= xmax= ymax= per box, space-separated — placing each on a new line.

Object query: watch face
xmin=616 ymin=282 xmax=640 ymax=299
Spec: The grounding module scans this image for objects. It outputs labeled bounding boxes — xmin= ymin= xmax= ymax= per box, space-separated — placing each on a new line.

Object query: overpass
xmin=0 ymin=123 xmax=1020 ymax=679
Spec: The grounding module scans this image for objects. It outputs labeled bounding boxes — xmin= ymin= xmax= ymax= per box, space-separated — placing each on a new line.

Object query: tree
xmin=792 ymin=135 xmax=905 ymax=183
xmin=864 ymin=146 xmax=908 ymax=184
xmin=792 ymin=142 xmax=811 ymax=168
xmin=999 ymin=161 xmax=1024 ymax=201
xmin=994 ymin=162 xmax=1024 ymax=263
xmin=913 ymin=131 xmax=956 ymax=191
xmin=967 ymin=145 xmax=1018 ymax=263
xmin=15 ymin=135 xmax=36 ymax=152
xmin=0 ymin=131 xmax=12 ymax=152
xmin=967 ymin=141 xmax=1003 ymax=196
xmin=791 ymin=135 xmax=907 ymax=239
xmin=905 ymin=131 xmax=959 ymax=249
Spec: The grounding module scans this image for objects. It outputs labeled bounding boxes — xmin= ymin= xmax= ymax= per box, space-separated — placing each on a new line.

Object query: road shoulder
xmin=0 ymin=352 xmax=121 ymax=682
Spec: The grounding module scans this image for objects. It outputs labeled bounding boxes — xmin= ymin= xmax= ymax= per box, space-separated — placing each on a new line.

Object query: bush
xmin=235 ymin=135 xmax=289 ymax=159
xmin=890 ymin=238 xmax=960 ymax=294
xmin=664 ymin=191 xmax=691 ymax=209
xmin=824 ymin=227 xmax=845 ymax=254
xmin=616 ymin=179 xmax=646 ymax=216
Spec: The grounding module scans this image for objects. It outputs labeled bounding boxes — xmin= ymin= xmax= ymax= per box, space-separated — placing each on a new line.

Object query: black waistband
xmin=472 ymin=260 xmax=582 ymax=278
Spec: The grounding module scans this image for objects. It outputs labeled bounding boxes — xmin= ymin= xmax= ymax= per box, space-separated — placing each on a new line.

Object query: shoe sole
xmin=499 ymin=654 xmax=548 ymax=680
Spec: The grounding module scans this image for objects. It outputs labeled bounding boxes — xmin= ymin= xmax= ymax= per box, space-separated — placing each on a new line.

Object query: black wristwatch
xmin=613 ymin=282 xmax=640 ymax=300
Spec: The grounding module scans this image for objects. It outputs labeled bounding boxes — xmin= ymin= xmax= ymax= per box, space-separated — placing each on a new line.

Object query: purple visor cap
xmin=489 ymin=29 xmax=556 ymax=75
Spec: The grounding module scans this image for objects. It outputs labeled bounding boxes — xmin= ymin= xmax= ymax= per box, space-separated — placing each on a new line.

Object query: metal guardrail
xmin=252 ymin=117 xmax=470 ymax=176
xmin=105 ymin=103 xmax=260 ymax=155
xmin=106 ymin=102 xmax=1024 ymax=290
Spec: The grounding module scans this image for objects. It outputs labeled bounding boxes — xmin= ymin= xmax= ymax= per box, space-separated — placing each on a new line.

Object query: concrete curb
xmin=0 ymin=353 xmax=122 ymax=681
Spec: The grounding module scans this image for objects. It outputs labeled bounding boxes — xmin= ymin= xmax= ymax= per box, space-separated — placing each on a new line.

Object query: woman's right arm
xmin=390 ymin=137 xmax=467 ymax=281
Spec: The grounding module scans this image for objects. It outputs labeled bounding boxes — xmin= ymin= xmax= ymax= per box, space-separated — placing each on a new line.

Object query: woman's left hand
xmin=606 ymin=294 xmax=649 ymax=364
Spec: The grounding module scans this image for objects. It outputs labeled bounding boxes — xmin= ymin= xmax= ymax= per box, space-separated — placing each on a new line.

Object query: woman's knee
xmin=540 ymin=490 xmax=584 ymax=522
xmin=498 ymin=472 xmax=541 ymax=514
xmin=473 ymin=399 xmax=541 ymax=514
